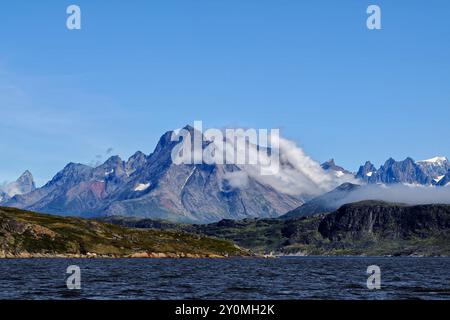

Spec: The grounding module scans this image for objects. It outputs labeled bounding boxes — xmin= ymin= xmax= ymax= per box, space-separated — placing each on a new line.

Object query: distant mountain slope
xmin=3 ymin=127 xmax=302 ymax=222
xmin=280 ymin=183 xmax=361 ymax=219
xmin=0 ymin=206 xmax=247 ymax=258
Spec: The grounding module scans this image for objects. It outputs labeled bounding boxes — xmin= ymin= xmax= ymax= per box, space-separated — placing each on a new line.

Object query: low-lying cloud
xmin=338 ymin=184 xmax=450 ymax=207
xmin=217 ymin=133 xmax=357 ymax=197
xmin=0 ymin=181 xmax=21 ymax=197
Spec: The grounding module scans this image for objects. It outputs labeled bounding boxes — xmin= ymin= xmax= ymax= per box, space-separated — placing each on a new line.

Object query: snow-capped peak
xmin=418 ymin=156 xmax=448 ymax=164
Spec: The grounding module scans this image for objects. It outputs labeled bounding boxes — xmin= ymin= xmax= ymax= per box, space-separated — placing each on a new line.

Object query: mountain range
xmin=1 ymin=127 xmax=301 ymax=222
xmin=1 ymin=126 xmax=449 ymax=223
xmin=355 ymin=156 xmax=450 ymax=186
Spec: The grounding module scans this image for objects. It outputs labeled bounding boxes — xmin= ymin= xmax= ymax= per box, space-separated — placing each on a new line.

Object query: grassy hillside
xmin=0 ymin=206 xmax=248 ymax=258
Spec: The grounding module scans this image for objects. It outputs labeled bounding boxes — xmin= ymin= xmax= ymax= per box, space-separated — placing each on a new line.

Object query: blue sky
xmin=1 ymin=0 xmax=449 ymax=185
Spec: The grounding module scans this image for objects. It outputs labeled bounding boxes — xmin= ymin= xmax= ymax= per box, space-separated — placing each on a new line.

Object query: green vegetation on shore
xmin=0 ymin=206 xmax=248 ymax=258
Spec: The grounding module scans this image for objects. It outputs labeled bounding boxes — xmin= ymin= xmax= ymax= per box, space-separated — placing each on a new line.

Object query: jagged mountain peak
xmin=360 ymin=161 xmax=376 ymax=170
xmin=43 ymin=162 xmax=93 ymax=189
xmin=385 ymin=157 xmax=396 ymax=164
xmin=356 ymin=161 xmax=377 ymax=182
xmin=322 ymin=159 xmax=336 ymax=166
xmin=94 ymin=156 xmax=127 ymax=179
xmin=153 ymin=130 xmax=179 ymax=154
xmin=128 ymin=151 xmax=146 ymax=161
xmin=125 ymin=151 xmax=148 ymax=176
xmin=16 ymin=169 xmax=35 ymax=185
xmin=321 ymin=159 xmax=351 ymax=176
xmin=383 ymin=157 xmax=414 ymax=165
xmin=18 ymin=170 xmax=33 ymax=179
xmin=102 ymin=155 xmax=123 ymax=165
xmin=64 ymin=162 xmax=92 ymax=170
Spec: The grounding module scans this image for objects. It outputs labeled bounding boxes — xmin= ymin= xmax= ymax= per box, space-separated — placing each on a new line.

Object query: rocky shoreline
xmin=0 ymin=251 xmax=229 ymax=259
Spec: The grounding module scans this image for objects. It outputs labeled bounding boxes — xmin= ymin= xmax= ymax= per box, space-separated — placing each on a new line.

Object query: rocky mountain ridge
xmin=2 ymin=127 xmax=302 ymax=222
xmin=356 ymin=156 xmax=450 ymax=186
xmin=1 ymin=125 xmax=448 ymax=224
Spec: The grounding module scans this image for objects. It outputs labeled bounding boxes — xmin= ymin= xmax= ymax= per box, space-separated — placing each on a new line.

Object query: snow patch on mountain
xmin=181 ymin=167 xmax=196 ymax=191
xmin=134 ymin=183 xmax=150 ymax=192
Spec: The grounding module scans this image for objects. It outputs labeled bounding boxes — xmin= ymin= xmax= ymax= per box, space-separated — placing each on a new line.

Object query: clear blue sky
xmin=1 ymin=0 xmax=449 ymax=185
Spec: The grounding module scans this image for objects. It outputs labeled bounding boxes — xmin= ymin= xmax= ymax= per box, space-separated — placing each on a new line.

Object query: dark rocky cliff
xmin=318 ymin=201 xmax=450 ymax=241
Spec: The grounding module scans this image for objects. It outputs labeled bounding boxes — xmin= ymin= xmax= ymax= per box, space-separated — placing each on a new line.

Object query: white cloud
xmin=217 ymin=132 xmax=357 ymax=196
xmin=339 ymin=183 xmax=450 ymax=206
xmin=223 ymin=171 xmax=249 ymax=189
xmin=0 ymin=180 xmax=21 ymax=197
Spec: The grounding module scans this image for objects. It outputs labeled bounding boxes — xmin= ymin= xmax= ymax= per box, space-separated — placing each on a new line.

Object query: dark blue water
xmin=0 ymin=257 xmax=449 ymax=300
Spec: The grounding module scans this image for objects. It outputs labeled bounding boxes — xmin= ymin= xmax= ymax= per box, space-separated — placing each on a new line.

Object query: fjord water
xmin=0 ymin=257 xmax=449 ymax=300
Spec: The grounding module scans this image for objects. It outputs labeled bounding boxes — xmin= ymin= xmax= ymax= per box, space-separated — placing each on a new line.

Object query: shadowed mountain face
xmin=437 ymin=172 xmax=450 ymax=186
xmin=318 ymin=201 xmax=450 ymax=243
xmin=2 ymin=127 xmax=302 ymax=223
